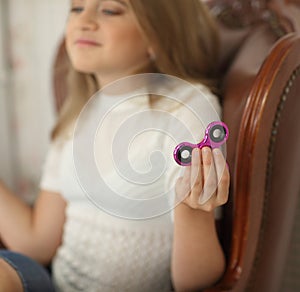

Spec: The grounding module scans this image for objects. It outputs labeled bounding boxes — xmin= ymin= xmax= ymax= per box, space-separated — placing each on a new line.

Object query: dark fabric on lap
xmin=0 ymin=250 xmax=55 ymax=292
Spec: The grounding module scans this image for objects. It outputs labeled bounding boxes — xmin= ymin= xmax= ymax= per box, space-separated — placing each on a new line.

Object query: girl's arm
xmin=171 ymin=147 xmax=230 ymax=291
xmin=0 ymin=180 xmax=67 ymax=265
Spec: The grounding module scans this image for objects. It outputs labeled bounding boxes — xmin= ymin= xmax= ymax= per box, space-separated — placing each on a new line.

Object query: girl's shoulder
xmin=154 ymin=80 xmax=221 ymax=117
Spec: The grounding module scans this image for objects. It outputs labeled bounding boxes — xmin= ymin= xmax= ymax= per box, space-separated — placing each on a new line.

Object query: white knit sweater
xmin=40 ymin=82 xmax=221 ymax=291
xmin=52 ymin=203 xmax=173 ymax=292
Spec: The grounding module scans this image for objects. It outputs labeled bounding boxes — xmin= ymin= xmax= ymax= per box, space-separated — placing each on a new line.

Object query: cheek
xmin=127 ymin=27 xmax=147 ymax=45
xmin=64 ymin=21 xmax=75 ymax=54
xmin=65 ymin=33 xmax=77 ymax=64
xmin=113 ymin=27 xmax=148 ymax=55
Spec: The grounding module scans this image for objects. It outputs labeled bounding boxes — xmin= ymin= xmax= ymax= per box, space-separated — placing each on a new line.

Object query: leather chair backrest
xmin=202 ymin=1 xmax=300 ymax=290
xmin=206 ymin=27 xmax=300 ymax=292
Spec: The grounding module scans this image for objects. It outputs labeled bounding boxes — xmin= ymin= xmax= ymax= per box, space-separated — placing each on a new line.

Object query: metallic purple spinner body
xmin=173 ymin=121 xmax=229 ymax=166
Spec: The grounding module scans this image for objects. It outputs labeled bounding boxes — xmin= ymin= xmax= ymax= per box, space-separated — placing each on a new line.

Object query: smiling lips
xmin=75 ymin=38 xmax=101 ymax=47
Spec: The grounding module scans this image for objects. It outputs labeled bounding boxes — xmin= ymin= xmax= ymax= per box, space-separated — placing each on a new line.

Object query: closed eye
xmin=101 ymin=9 xmax=122 ymax=16
xmin=70 ymin=6 xmax=84 ymax=13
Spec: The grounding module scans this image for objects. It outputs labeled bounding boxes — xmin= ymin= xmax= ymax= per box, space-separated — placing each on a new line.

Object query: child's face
xmin=66 ymin=0 xmax=151 ymax=86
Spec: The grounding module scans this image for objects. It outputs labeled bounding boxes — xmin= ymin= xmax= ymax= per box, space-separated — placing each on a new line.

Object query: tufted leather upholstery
xmin=203 ymin=1 xmax=300 ymax=290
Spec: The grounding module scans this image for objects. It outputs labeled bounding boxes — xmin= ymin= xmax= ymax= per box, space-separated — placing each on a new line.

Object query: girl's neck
xmin=95 ymin=60 xmax=156 ymax=88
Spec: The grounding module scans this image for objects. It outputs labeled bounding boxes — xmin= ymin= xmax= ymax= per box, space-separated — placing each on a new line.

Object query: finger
xmin=199 ymin=147 xmax=217 ymax=205
xmin=175 ymin=165 xmax=191 ymax=202
xmin=212 ymin=148 xmax=230 ymax=205
xmin=189 ymin=148 xmax=203 ymax=204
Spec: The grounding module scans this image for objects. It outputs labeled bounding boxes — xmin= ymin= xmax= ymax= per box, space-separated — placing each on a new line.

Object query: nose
xmin=76 ymin=9 xmax=99 ymax=31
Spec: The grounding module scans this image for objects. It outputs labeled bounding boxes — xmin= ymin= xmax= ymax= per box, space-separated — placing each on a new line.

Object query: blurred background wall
xmin=0 ymin=0 xmax=69 ymax=201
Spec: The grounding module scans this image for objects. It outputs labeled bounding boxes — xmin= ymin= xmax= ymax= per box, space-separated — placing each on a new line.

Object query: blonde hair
xmin=52 ymin=0 xmax=220 ymax=140
xmin=130 ymin=0 xmax=219 ymax=83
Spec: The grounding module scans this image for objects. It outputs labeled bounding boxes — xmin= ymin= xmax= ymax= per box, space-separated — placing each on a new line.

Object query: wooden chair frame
xmin=206 ymin=32 xmax=300 ymax=291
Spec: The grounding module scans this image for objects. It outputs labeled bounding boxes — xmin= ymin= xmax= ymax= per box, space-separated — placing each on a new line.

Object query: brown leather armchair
xmin=208 ymin=32 xmax=300 ymax=292
xmin=204 ymin=1 xmax=300 ymax=291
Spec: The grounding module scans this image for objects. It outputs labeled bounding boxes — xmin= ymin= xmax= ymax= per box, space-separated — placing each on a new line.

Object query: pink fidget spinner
xmin=173 ymin=121 xmax=229 ymax=166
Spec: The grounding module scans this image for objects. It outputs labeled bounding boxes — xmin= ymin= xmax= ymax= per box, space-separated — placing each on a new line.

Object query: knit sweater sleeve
xmin=39 ymin=139 xmax=65 ymax=193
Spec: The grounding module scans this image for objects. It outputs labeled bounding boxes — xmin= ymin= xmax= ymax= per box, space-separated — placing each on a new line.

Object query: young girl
xmin=0 ymin=0 xmax=230 ymax=291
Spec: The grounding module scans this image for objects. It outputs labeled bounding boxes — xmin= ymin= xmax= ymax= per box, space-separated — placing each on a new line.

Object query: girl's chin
xmin=72 ymin=64 xmax=96 ymax=74
xmin=76 ymin=68 xmax=95 ymax=74
xmin=69 ymin=59 xmax=98 ymax=74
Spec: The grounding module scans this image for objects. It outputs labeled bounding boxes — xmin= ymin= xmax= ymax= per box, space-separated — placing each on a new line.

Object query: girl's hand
xmin=175 ymin=147 xmax=230 ymax=212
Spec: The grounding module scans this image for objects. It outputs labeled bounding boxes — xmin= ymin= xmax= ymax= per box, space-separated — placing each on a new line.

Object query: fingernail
xmin=212 ymin=148 xmax=221 ymax=155
xmin=202 ymin=147 xmax=210 ymax=154
xmin=193 ymin=148 xmax=200 ymax=158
